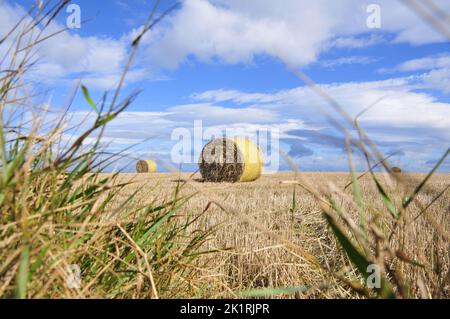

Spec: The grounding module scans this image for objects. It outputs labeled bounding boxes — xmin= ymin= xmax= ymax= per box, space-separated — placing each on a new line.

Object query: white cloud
xmin=378 ymin=54 xmax=450 ymax=94
xmin=166 ymin=103 xmax=279 ymax=125
xmin=191 ymin=90 xmax=277 ymax=104
xmin=83 ymin=77 xmax=450 ymax=148
xmin=382 ymin=54 xmax=450 ymax=73
xmin=2 ymin=0 xmax=449 ymax=88
xmin=421 ymin=67 xmax=450 ymax=94
xmin=191 ymin=77 xmax=450 ymax=133
xmin=0 ymin=1 xmax=135 ymax=90
xmin=326 ymin=34 xmax=386 ymax=49
xmin=189 ymin=79 xmax=449 ymax=171
xmin=56 ymin=72 xmax=449 ymax=171
xmin=142 ymin=0 xmax=450 ymax=69
xmin=144 ymin=0 xmax=323 ymax=68
xmin=319 ymin=56 xmax=379 ymax=68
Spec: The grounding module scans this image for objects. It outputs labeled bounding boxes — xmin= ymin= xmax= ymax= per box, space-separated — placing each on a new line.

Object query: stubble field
xmin=111 ymin=172 xmax=450 ymax=298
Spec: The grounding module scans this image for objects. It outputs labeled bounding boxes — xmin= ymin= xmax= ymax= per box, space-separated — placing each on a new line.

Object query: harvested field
xmin=110 ymin=172 xmax=450 ymax=298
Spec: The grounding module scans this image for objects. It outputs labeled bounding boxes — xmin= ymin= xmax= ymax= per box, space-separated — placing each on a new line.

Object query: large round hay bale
xmin=199 ymin=137 xmax=263 ymax=182
xmin=391 ymin=166 xmax=402 ymax=173
xmin=136 ymin=160 xmax=157 ymax=173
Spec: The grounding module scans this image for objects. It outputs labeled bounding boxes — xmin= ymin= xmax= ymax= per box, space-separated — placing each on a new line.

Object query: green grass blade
xmin=373 ymin=176 xmax=399 ymax=219
xmin=81 ymin=85 xmax=98 ymax=113
xmin=137 ymin=208 xmax=178 ymax=246
xmin=403 ymin=147 xmax=449 ymax=209
xmin=324 ymin=213 xmax=395 ymax=298
xmin=29 ymin=245 xmax=49 ymax=277
xmin=325 ymin=214 xmax=370 ymax=275
xmin=16 ymin=245 xmax=30 ymax=299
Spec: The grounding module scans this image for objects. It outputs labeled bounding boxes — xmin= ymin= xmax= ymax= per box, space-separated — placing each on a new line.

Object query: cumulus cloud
xmin=142 ymin=0 xmax=450 ymax=69
xmin=193 ymin=77 xmax=450 ymax=129
xmin=187 ymin=77 xmax=450 ymax=171
xmin=421 ymin=67 xmax=450 ymax=93
xmin=0 ymin=1 xmax=138 ymax=90
xmin=379 ymin=54 xmax=450 ymax=94
xmin=387 ymin=54 xmax=450 ymax=72
xmin=143 ymin=0 xmax=324 ymax=68
xmin=2 ymin=1 xmax=448 ymax=171
xmin=2 ymin=0 xmax=449 ymax=88
xmin=59 ymin=74 xmax=450 ymax=171
xmin=165 ymin=103 xmax=279 ymax=125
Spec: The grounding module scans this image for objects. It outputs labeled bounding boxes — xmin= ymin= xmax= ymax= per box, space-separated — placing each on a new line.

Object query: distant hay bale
xmin=199 ymin=137 xmax=263 ymax=182
xmin=136 ymin=160 xmax=157 ymax=173
xmin=391 ymin=166 xmax=402 ymax=173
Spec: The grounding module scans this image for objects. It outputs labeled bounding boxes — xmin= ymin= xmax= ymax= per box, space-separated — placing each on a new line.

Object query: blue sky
xmin=1 ymin=0 xmax=449 ymax=172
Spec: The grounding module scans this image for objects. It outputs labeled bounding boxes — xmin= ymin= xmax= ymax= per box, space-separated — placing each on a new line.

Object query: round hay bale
xmin=136 ymin=160 xmax=157 ymax=173
xmin=199 ymin=137 xmax=263 ymax=182
xmin=391 ymin=166 xmax=402 ymax=173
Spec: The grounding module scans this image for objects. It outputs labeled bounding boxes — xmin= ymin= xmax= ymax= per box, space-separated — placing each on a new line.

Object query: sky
xmin=1 ymin=0 xmax=449 ymax=172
